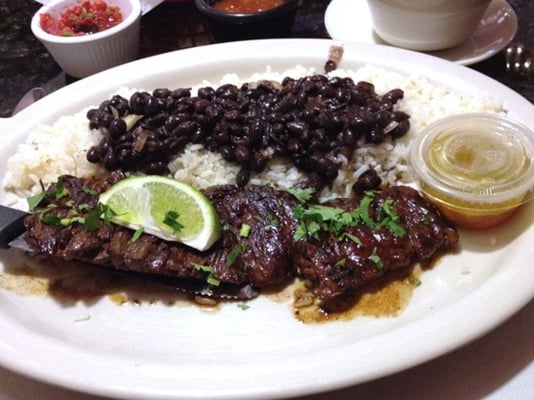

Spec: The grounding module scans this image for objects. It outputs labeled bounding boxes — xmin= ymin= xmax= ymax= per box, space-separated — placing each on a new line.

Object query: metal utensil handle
xmin=0 ymin=205 xmax=28 ymax=249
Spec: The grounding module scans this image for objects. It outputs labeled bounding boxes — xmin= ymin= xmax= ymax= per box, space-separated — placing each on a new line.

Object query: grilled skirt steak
xmin=22 ymin=172 xmax=458 ymax=303
xmin=23 ymin=172 xmax=298 ymax=293
xmin=292 ymin=186 xmax=459 ymax=302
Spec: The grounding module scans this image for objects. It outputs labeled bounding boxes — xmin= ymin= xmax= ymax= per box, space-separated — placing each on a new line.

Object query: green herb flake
xmin=102 ymin=204 xmax=117 ymax=225
xmin=237 ymin=303 xmax=250 ymax=311
xmin=40 ymin=213 xmax=62 ymax=226
xmin=342 ymin=232 xmax=362 ymax=245
xmin=130 ymin=227 xmax=144 ymax=242
xmin=288 ymin=187 xmax=314 ymax=203
xmin=239 ymin=223 xmax=251 ymax=238
xmin=206 ymin=275 xmax=221 ymax=287
xmin=27 ymin=191 xmax=46 ymax=212
xmin=193 ymin=264 xmax=220 ymax=287
xmin=293 ymin=224 xmax=307 ymax=241
xmin=226 ymin=243 xmax=245 ymax=266
xmin=53 ymin=177 xmax=69 ymax=200
xmin=370 ymin=249 xmax=383 ymax=269
xmin=163 ymin=210 xmax=184 ymax=233
xmin=83 ymin=207 xmax=102 ymax=231
xmin=335 ymin=258 xmax=346 ymax=268
xmin=409 ymin=277 xmax=422 ymax=287
xmin=359 ymin=194 xmax=375 ymax=228
xmin=82 ymin=186 xmax=98 ymax=196
xmin=378 ymin=198 xmax=406 ymax=237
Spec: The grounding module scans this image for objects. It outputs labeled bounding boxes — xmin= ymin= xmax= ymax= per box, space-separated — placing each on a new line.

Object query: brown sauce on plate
xmin=0 ymin=251 xmax=422 ymax=323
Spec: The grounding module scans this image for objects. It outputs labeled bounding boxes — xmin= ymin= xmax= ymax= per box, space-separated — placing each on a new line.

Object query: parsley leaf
xmin=27 ymin=191 xmax=46 ymax=212
xmin=288 ymin=187 xmax=314 ymax=203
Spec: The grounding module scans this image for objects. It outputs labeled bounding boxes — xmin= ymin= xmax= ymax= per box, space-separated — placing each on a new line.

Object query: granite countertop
xmin=1 ymin=0 xmax=533 ymax=118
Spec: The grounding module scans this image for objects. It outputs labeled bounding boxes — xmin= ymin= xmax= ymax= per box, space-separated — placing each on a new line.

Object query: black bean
xmin=250 ymin=153 xmax=268 ymax=172
xmin=339 ymin=127 xmax=358 ymax=146
xmin=130 ymin=92 xmax=148 ymax=115
xmin=86 ymin=147 xmax=101 ymax=163
xmin=144 ymin=96 xmax=161 ymax=117
xmin=86 ymin=108 xmax=99 ymax=120
xmin=367 ymin=127 xmax=386 ymax=144
xmin=392 ymin=110 xmax=410 ymax=122
xmin=103 ymin=149 xmax=118 ymax=170
xmin=220 ymin=145 xmax=235 ymax=161
xmin=145 ymin=112 xmax=168 ymax=128
xmin=389 ymin=119 xmax=410 ymax=138
xmin=196 ymin=87 xmax=213 ymax=100
xmin=357 ymin=81 xmax=376 ymax=96
xmin=234 ymin=145 xmax=251 ymax=163
xmin=146 ymin=161 xmax=168 ymax=174
xmin=375 ymin=110 xmax=392 ymax=128
xmin=153 ymin=88 xmax=172 ymax=98
xmin=353 ymin=169 xmax=382 ymax=194
xmin=108 ymin=118 xmax=127 ymax=139
xmin=286 ymin=138 xmax=301 ymax=153
xmin=383 ymin=88 xmax=404 ymax=104
xmin=236 ymin=167 xmax=250 ymax=187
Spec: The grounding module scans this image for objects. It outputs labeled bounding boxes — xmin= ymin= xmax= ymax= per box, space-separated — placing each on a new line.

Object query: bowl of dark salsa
xmin=194 ymin=0 xmax=301 ymax=42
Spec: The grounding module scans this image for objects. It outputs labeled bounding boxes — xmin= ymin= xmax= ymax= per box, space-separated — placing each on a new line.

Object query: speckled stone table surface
xmin=1 ymin=0 xmax=533 ymax=117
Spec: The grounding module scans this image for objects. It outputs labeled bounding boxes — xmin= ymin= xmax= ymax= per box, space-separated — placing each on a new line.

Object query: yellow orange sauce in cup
xmin=410 ymin=113 xmax=534 ymax=229
xmin=40 ymin=0 xmax=123 ymax=36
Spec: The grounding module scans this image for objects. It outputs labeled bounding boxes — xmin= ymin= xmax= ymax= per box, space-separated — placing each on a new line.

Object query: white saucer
xmin=324 ymin=0 xmax=518 ymax=65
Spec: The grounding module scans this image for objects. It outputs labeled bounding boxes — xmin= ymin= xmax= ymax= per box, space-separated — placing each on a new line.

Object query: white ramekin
xmin=31 ymin=0 xmax=141 ymax=78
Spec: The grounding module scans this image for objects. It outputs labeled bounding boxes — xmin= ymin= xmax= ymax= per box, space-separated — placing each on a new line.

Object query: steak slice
xmin=292 ymin=186 xmax=459 ymax=302
xmin=23 ymin=173 xmax=298 ymax=298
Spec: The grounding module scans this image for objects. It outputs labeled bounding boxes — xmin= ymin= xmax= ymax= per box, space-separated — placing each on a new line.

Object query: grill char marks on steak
xmin=23 ymin=172 xmax=299 ymax=297
xmin=203 ymin=185 xmax=299 ymax=287
xmin=292 ymin=186 xmax=459 ymax=303
xmin=23 ymin=173 xmax=458 ymax=304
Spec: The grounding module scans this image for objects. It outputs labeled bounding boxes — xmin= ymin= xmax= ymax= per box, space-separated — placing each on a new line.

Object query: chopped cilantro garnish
xmin=82 ymin=186 xmax=98 ymax=196
xmin=288 ymin=187 xmax=314 ymax=203
xmin=193 ymin=263 xmax=221 ymax=287
xmin=130 ymin=227 xmax=144 ymax=242
xmin=409 ymin=277 xmax=422 ymax=287
xmin=342 ymin=232 xmax=362 ymax=245
xmin=293 ymin=191 xmax=406 ymax=242
xmin=358 ymin=194 xmax=375 ymax=228
xmin=27 ymin=191 xmax=46 ymax=212
xmin=163 ymin=210 xmax=184 ymax=233
xmin=53 ymin=177 xmax=69 ymax=200
xmin=370 ymin=249 xmax=383 ymax=269
xmin=377 ymin=198 xmax=406 ymax=237
xmin=239 ymin=223 xmax=251 ymax=238
xmin=226 ymin=243 xmax=245 ymax=266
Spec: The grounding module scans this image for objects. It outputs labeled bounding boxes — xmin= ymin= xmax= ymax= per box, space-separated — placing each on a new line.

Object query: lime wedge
xmin=99 ymin=175 xmax=222 ymax=251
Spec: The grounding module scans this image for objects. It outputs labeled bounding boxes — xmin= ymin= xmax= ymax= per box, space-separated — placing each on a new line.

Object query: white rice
xmin=2 ymin=64 xmax=505 ymax=200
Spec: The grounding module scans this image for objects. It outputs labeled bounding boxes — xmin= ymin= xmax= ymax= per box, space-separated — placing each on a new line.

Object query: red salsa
xmin=213 ymin=0 xmax=284 ymax=13
xmin=40 ymin=0 xmax=123 ymax=36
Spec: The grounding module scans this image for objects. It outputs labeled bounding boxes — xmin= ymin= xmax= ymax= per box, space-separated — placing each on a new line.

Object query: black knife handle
xmin=0 ymin=205 xmax=28 ymax=249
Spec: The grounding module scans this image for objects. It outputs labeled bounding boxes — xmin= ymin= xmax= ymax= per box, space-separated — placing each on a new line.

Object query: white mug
xmin=367 ymin=0 xmax=491 ymax=51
